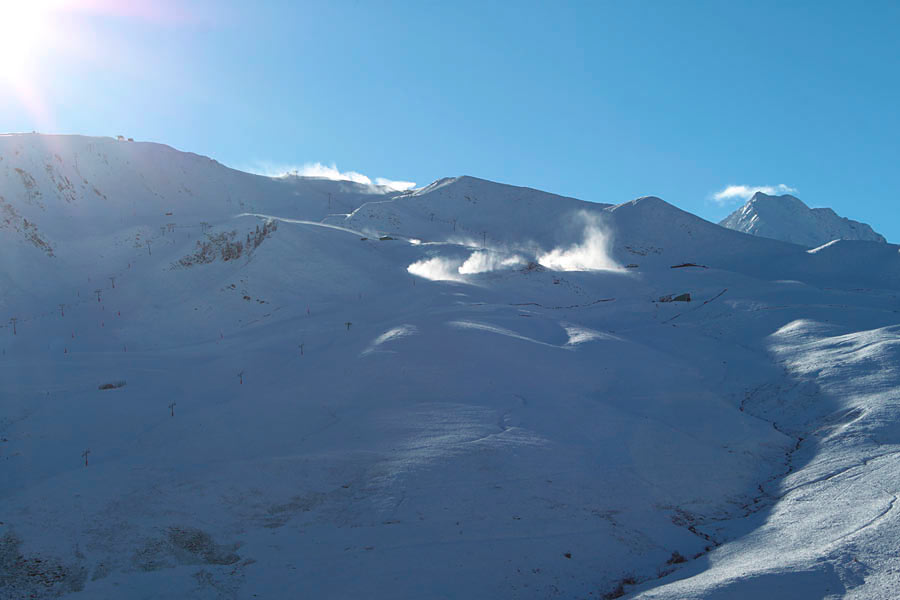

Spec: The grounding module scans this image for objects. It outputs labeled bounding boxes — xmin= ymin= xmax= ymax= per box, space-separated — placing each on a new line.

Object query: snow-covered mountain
xmin=2 ymin=134 xmax=899 ymax=599
xmin=719 ymin=191 xmax=887 ymax=247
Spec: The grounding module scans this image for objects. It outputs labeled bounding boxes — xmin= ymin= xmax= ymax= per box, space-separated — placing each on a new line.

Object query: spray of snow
xmin=407 ymin=256 xmax=467 ymax=282
xmin=458 ymin=250 xmax=526 ymax=275
xmin=712 ymin=184 xmax=797 ymax=205
xmin=244 ymin=161 xmax=416 ymax=191
xmin=290 ymin=162 xmax=372 ymax=184
xmin=537 ymin=211 xmax=621 ymax=272
xmin=409 ymin=212 xmax=620 ymax=279
xmin=361 ymin=325 xmax=418 ymax=355
xmin=374 ymin=177 xmax=417 ymax=191
xmin=563 ymin=325 xmax=621 ymax=346
xmin=408 ymin=249 xmax=528 ymax=281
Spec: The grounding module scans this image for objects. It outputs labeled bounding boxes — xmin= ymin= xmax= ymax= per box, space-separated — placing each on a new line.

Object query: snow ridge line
xmin=829 ymin=493 xmax=898 ymax=545
xmin=236 ymin=213 xmax=367 ymax=237
xmin=508 ymin=298 xmax=616 ymax=310
xmin=778 ymin=448 xmax=900 ymax=501
xmin=661 ymin=288 xmax=728 ymax=324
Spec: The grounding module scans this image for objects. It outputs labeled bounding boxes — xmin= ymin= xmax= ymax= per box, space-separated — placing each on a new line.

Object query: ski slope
xmin=1 ymin=134 xmax=899 ymax=599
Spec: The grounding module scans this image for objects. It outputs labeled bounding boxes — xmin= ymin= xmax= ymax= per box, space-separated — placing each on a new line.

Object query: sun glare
xmin=0 ymin=2 xmax=52 ymax=82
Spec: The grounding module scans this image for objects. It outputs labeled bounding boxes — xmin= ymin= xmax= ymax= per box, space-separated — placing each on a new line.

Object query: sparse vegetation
xmin=0 ymin=196 xmax=54 ymax=255
xmin=132 ymin=527 xmax=240 ymax=572
xmin=167 ymin=526 xmax=240 ymax=565
xmin=0 ymin=531 xmax=87 ymax=597
xmin=658 ymin=293 xmax=691 ymax=303
xmin=98 ymin=380 xmax=126 ymax=390
xmin=176 ymin=220 xmax=277 ymax=268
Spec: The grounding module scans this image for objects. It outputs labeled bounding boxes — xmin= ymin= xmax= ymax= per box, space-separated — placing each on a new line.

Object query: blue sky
xmin=3 ymin=0 xmax=898 ymax=241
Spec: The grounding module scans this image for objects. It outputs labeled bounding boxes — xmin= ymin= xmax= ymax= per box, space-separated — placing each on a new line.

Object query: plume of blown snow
xmin=361 ymin=325 xmax=418 ymax=356
xmin=243 ymin=161 xmax=415 ymax=190
xmin=458 ymin=250 xmax=526 ymax=274
xmin=712 ymin=183 xmax=797 ymax=204
xmin=375 ymin=177 xmax=417 ymax=191
xmin=292 ymin=162 xmax=373 ymax=184
xmin=537 ymin=211 xmax=621 ymax=271
xmin=407 ymin=256 xmax=467 ymax=282
xmin=408 ymin=249 xmax=527 ymax=282
xmin=409 ymin=212 xmax=622 ymax=281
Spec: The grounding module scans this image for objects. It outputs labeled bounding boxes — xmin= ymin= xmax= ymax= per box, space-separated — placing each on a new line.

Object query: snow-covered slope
xmin=719 ymin=191 xmax=887 ymax=247
xmin=1 ymin=134 xmax=899 ymax=599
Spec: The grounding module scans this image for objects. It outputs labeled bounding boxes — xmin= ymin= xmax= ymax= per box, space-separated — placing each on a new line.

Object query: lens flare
xmin=0 ymin=2 xmax=52 ymax=82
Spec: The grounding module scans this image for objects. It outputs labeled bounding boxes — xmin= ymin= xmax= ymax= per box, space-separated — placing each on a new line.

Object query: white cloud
xmin=243 ymin=161 xmax=415 ymax=191
xmin=712 ymin=184 xmax=797 ymax=205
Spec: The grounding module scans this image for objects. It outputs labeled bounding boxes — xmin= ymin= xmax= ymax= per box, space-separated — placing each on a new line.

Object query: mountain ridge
xmin=719 ymin=191 xmax=886 ymax=247
xmin=2 ymin=134 xmax=900 ymax=599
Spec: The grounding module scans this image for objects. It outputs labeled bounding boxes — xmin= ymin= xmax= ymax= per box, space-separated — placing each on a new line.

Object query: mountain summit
xmin=719 ymin=191 xmax=886 ymax=247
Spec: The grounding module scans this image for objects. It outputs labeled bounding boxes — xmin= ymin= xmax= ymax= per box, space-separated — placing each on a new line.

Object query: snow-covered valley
xmin=1 ymin=134 xmax=899 ymax=599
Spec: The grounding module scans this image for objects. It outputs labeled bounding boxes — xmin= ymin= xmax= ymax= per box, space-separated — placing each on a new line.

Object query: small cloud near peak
xmin=712 ymin=184 xmax=797 ymax=205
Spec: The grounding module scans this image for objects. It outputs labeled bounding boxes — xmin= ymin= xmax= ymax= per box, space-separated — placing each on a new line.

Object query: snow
xmin=719 ymin=191 xmax=887 ymax=247
xmin=1 ymin=134 xmax=899 ymax=599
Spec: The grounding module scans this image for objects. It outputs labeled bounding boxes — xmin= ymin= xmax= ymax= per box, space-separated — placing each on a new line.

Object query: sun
xmin=0 ymin=1 xmax=52 ymax=83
